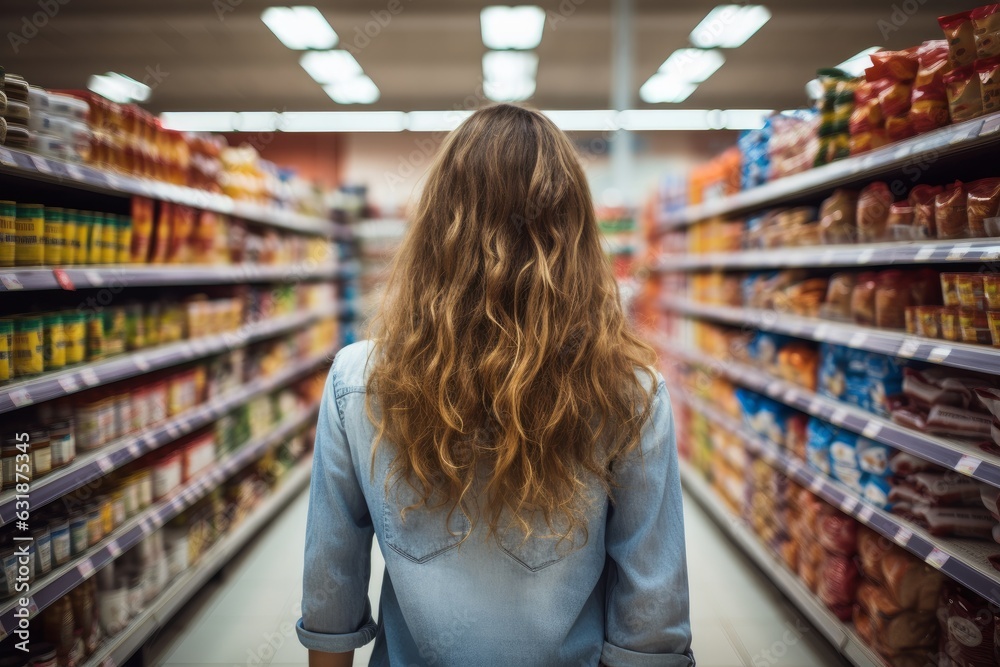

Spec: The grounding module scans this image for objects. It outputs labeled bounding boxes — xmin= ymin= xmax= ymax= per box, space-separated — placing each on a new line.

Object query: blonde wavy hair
xmin=366 ymin=104 xmax=656 ymax=542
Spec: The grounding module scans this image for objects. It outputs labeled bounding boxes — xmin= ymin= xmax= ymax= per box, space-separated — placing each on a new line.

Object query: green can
xmin=13 ymin=316 xmax=44 ymax=376
xmin=15 ymin=203 xmax=44 ymax=266
xmin=43 ymin=207 xmax=65 ymax=266
xmin=0 ymin=319 xmax=12 ymax=382
xmin=42 ymin=312 xmax=66 ymax=370
xmin=0 ymin=201 xmax=15 ymax=267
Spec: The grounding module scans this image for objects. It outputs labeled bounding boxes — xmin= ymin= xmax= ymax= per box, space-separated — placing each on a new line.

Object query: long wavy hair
xmin=366 ymin=104 xmax=657 ymax=542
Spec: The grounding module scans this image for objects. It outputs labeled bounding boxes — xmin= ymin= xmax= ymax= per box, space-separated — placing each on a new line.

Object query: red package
xmin=978 ymin=55 xmax=1000 ymax=116
xmin=886 ymin=202 xmax=916 ymax=238
xmin=939 ymin=11 xmax=977 ymax=68
xmin=972 ymin=3 xmax=1000 ymax=59
xmin=940 ymin=584 xmax=998 ymax=667
xmin=866 ymin=50 xmax=919 ymax=81
xmin=849 ymin=129 xmax=889 ymax=156
xmin=885 ymin=114 xmax=917 ymax=142
xmin=911 ymin=40 xmax=952 ymax=132
xmin=849 ymin=97 xmax=884 ymax=135
xmin=816 ymin=509 xmax=858 ymax=556
xmin=857 ymin=181 xmax=894 ymax=242
xmin=909 ymin=184 xmax=944 ymax=238
xmin=967 ymin=177 xmax=1000 ymax=237
xmin=816 ymin=553 xmax=859 ymax=619
xmin=879 ymin=80 xmax=914 ymax=118
xmin=944 ymin=65 xmax=984 ymax=122
xmin=936 ymin=181 xmax=969 ymax=240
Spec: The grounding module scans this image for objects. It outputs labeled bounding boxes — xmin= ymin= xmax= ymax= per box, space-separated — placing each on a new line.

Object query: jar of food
xmin=990 ymin=312 xmax=1000 ymax=347
xmin=43 ymin=207 xmax=64 ymax=266
xmin=28 ymin=428 xmax=51 ymax=478
xmin=41 ymin=312 xmax=66 ymax=371
xmin=125 ymin=303 xmax=145 ymax=351
xmin=63 ymin=311 xmax=86 ymax=364
xmin=32 ymin=525 xmax=51 ymax=577
xmin=941 ymin=273 xmax=962 ymax=307
xmin=86 ymin=310 xmax=105 ymax=361
xmin=0 ymin=200 xmax=15 ymax=267
xmin=110 ymin=490 xmax=126 ymax=529
xmin=960 ymin=308 xmax=991 ymax=344
xmin=40 ymin=595 xmax=74 ymax=664
xmin=940 ymin=307 xmax=962 ymax=341
xmin=0 ymin=319 xmax=12 ymax=382
xmin=143 ymin=303 xmax=161 ymax=347
xmin=61 ymin=209 xmax=78 ymax=265
xmin=75 ymin=395 xmax=115 ymax=451
xmin=103 ymin=307 xmax=126 ymax=356
xmin=86 ymin=502 xmax=103 ymax=546
xmin=97 ymin=494 xmax=113 ymax=536
xmin=13 ymin=315 xmax=44 ymax=376
xmin=135 ymin=469 xmax=153 ymax=509
xmin=14 ymin=203 xmax=44 ymax=266
xmin=48 ymin=419 xmax=75 ymax=469
xmin=68 ymin=510 xmax=89 ymax=556
xmin=49 ymin=516 xmax=70 ymax=566
xmin=122 ymin=474 xmax=140 ymax=518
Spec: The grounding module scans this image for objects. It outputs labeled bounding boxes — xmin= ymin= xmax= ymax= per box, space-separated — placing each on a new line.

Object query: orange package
xmin=865 ymin=50 xmax=919 ymax=81
xmin=936 ymin=181 xmax=968 ymax=240
xmin=129 ymin=196 xmax=154 ymax=263
xmin=972 ymin=3 xmax=1000 ymax=59
xmin=944 ymin=65 xmax=984 ymax=122
xmin=939 ymin=11 xmax=977 ymax=68
xmin=911 ymin=40 xmax=952 ymax=132
xmin=857 ymin=181 xmax=894 ymax=242
xmin=967 ymin=177 xmax=1000 ymax=237
xmin=167 ymin=205 xmax=195 ymax=263
xmin=909 ymin=184 xmax=944 ymax=238
xmin=148 ymin=201 xmax=173 ymax=264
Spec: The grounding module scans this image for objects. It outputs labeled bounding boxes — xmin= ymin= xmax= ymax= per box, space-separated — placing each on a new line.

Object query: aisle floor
xmin=154 ymin=489 xmax=848 ymax=667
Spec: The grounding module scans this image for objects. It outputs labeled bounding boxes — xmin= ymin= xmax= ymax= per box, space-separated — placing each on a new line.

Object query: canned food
xmin=14 ymin=203 xmax=44 ymax=266
xmin=0 ymin=200 xmax=15 ymax=267
xmin=43 ymin=206 xmax=64 ymax=265
xmin=0 ymin=319 xmax=12 ymax=382
xmin=13 ymin=316 xmax=44 ymax=376
xmin=63 ymin=311 xmax=86 ymax=364
xmin=41 ymin=312 xmax=66 ymax=370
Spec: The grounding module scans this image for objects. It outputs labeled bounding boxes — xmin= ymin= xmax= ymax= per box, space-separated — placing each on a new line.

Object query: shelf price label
xmin=840 ymin=496 xmax=859 ymax=514
xmin=809 ymin=476 xmax=825 ymax=494
xmin=928 ymin=347 xmax=951 ymax=363
xmin=894 ymin=527 xmax=913 ymax=547
xmin=914 ymin=246 xmax=937 ymax=261
xmin=862 ymin=421 xmax=883 ymax=439
xmin=849 ymin=332 xmax=868 ymax=348
xmin=956 ymin=455 xmax=982 ymax=476
xmin=77 ymin=558 xmax=95 ymax=579
xmin=809 ymin=398 xmax=825 ymax=414
xmin=81 ymin=368 xmax=100 ymax=386
xmin=857 ymin=249 xmax=874 ymax=264
xmin=58 ymin=375 xmax=80 ymax=393
xmin=925 ymin=548 xmax=949 ymax=569
xmin=0 ymin=274 xmax=24 ymax=291
xmin=831 ymin=408 xmax=848 ymax=425
xmin=947 ymin=244 xmax=973 ymax=261
xmin=857 ymin=504 xmax=875 ymax=523
xmin=8 ymin=388 xmax=33 ymax=407
xmin=897 ymin=338 xmax=921 ymax=358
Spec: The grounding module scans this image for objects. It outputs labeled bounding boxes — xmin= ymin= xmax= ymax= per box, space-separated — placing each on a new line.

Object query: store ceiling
xmin=0 ymin=0 xmax=977 ymax=114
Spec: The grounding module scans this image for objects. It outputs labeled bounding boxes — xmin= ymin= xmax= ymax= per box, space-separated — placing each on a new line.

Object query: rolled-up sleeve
xmin=296 ymin=359 xmax=378 ymax=653
xmin=602 ymin=379 xmax=694 ymax=667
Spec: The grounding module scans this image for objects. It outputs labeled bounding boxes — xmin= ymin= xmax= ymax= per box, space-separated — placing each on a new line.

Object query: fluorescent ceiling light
xmin=690 ymin=5 xmax=771 ymax=49
xmin=541 ymin=110 xmax=617 ymax=132
xmin=300 ymin=50 xmax=363 ymax=85
xmin=87 ymin=72 xmax=152 ymax=104
xmin=723 ymin=109 xmax=772 ymax=130
xmin=407 ymin=110 xmax=474 ymax=132
xmin=160 ymin=112 xmax=237 ymax=132
xmin=618 ymin=110 xmax=711 ymax=131
xmin=659 ymin=48 xmax=725 ymax=83
xmin=232 ymin=112 xmax=282 ymax=132
xmin=480 ymin=6 xmax=545 ymax=50
xmin=483 ymin=50 xmax=538 ymax=82
xmin=484 ymin=79 xmax=536 ymax=102
xmin=324 ymin=75 xmax=380 ymax=104
xmin=281 ymin=111 xmax=406 ymax=132
xmin=639 ymin=74 xmax=698 ymax=104
xmin=836 ymin=46 xmax=881 ymax=77
xmin=261 ymin=6 xmax=338 ymax=50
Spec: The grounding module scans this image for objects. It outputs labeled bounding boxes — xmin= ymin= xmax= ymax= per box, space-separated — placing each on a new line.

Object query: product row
xmin=0 ymin=428 xmax=313 ymax=666
xmin=689 ymin=319 xmax=1000 ymax=451
xmin=678 ymin=374 xmax=999 ymax=666
xmin=0 ymin=282 xmax=336 ymax=383
xmin=0 ymin=67 xmax=328 ymax=216
xmin=663 ymin=4 xmax=1000 ymax=214
xmin=0 ymin=318 xmax=335 ymax=487
xmin=0 ymin=197 xmax=333 ymax=269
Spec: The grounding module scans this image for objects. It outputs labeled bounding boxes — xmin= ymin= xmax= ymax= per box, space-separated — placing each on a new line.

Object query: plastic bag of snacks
xmin=814 ymin=69 xmax=855 ymax=168
xmin=939 ymin=11 xmax=977 ymax=68
xmin=936 ymin=181 xmax=969 ymax=240
xmin=967 ymin=177 xmax=1000 ymax=237
xmin=939 ymin=583 xmax=998 ymax=667
xmin=819 ymin=188 xmax=858 ymax=243
xmin=944 ymin=65 xmax=984 ymax=122
xmin=978 ymin=54 xmax=1000 ymax=115
xmin=911 ymin=40 xmax=952 ymax=133
xmin=857 ymin=181 xmax=894 ymax=242
xmin=972 ymin=4 xmax=1000 ymax=59
xmin=910 ymin=184 xmax=944 ymax=238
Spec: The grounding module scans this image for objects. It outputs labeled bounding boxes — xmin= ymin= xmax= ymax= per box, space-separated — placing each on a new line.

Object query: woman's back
xmin=297 ymin=104 xmax=694 ymax=666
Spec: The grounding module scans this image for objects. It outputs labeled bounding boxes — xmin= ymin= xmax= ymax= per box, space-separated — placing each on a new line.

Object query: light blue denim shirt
xmin=297 ymin=340 xmax=694 ymax=666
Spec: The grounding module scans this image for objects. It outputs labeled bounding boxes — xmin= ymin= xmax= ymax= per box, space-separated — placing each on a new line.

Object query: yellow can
xmin=73 ymin=210 xmax=89 ymax=266
xmin=42 ymin=313 xmax=66 ymax=370
xmin=0 ymin=319 xmax=12 ymax=382
xmin=14 ymin=203 xmax=44 ymax=266
xmin=13 ymin=316 xmax=44 ymax=376
xmin=0 ymin=201 xmax=15 ymax=267
xmin=43 ymin=207 xmax=64 ymax=265
xmin=116 ymin=215 xmax=133 ymax=264
xmin=62 ymin=210 xmax=78 ymax=265
xmin=63 ymin=312 xmax=86 ymax=364
xmin=101 ymin=214 xmax=117 ymax=264
xmin=87 ymin=213 xmax=104 ymax=265
xmin=86 ymin=311 xmax=105 ymax=361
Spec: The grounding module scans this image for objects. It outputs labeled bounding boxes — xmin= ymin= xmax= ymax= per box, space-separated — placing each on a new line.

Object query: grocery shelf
xmin=0 ymin=145 xmax=349 ymax=239
xmin=656 ymin=112 xmax=1000 ymax=233
xmin=82 ymin=456 xmax=312 ymax=667
xmin=652 ymin=238 xmax=1000 ymax=272
xmin=0 ymin=261 xmax=359 ymax=292
xmin=662 ymin=297 xmax=1000 ymax=375
xmin=0 ymin=402 xmax=320 ymax=642
xmin=669 ymin=344 xmax=1000 ymax=489
xmin=681 ymin=392 xmax=1000 ymax=609
xmin=679 ymin=458 xmax=883 ymax=667
xmin=0 ymin=344 xmax=335 ymax=527
xmin=0 ymin=304 xmax=340 ymax=414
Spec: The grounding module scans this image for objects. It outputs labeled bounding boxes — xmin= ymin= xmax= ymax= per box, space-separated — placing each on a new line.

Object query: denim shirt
xmin=296 ymin=340 xmax=694 ymax=666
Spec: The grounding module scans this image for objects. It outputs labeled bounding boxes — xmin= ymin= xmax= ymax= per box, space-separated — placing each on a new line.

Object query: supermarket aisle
xmin=157 ymin=487 xmax=845 ymax=667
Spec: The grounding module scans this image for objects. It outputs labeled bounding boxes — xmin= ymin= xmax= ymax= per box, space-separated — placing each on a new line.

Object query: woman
xmin=297 ymin=104 xmax=693 ymax=667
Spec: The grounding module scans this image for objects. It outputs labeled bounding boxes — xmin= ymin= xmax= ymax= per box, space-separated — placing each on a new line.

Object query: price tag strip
xmin=925 ymin=548 xmax=950 ymax=570
xmin=894 ymin=527 xmax=913 ymax=547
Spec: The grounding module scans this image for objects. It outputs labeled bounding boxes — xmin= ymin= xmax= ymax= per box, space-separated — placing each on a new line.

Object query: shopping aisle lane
xmin=684 ymin=493 xmax=849 ymax=667
xmin=158 ymin=487 xmax=846 ymax=667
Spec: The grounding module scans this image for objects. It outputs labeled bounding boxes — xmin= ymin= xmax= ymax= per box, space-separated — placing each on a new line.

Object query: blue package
xmin=856 ymin=438 xmax=894 ymax=477
xmin=818 ymin=343 xmax=846 ymax=400
xmin=829 ymin=430 xmax=860 ymax=469
xmin=831 ymin=464 xmax=866 ymax=494
xmin=805 ymin=417 xmax=836 ymax=475
xmin=866 ymin=352 xmax=905 ymax=418
xmin=862 ymin=476 xmax=894 ymax=510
